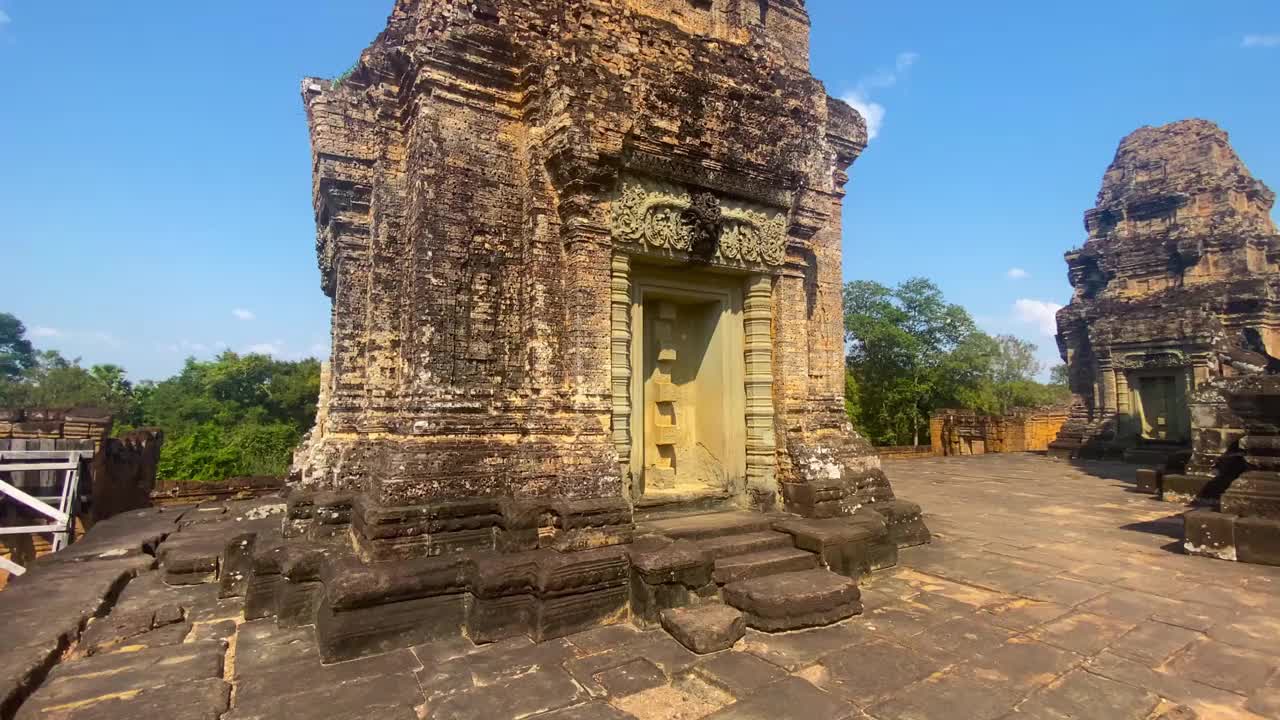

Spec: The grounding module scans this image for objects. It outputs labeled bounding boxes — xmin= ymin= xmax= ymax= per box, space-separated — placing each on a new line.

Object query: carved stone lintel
xmin=611 ymin=175 xmax=787 ymax=266
xmin=1113 ymin=350 xmax=1190 ymax=371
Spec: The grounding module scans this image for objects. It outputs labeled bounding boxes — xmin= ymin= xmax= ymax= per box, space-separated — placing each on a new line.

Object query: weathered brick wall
xmin=931 ymin=408 xmax=1069 ymax=456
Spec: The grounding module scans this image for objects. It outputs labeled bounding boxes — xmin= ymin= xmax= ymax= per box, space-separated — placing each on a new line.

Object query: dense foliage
xmin=0 ymin=312 xmax=320 ymax=480
xmin=842 ymin=280 xmax=1070 ymax=446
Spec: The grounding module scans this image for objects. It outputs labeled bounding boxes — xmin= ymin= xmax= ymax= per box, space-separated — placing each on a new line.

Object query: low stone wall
xmin=151 ymin=476 xmax=286 ymax=507
xmin=876 ymin=445 xmax=935 ymax=460
xmin=929 ymin=407 xmax=1069 ymax=456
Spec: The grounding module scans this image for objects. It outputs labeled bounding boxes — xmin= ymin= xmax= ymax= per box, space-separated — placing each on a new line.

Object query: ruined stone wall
xmin=297 ymin=0 xmax=885 ymax=520
xmin=1052 ymin=120 xmax=1280 ymax=459
xmin=931 ymin=408 xmax=1069 ymax=457
xmin=0 ymin=408 xmax=111 ymax=453
xmin=0 ymin=409 xmax=163 ymax=523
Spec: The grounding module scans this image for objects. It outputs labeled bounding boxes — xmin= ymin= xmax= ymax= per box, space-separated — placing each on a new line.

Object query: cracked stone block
xmin=660 ymin=604 xmax=745 ymax=654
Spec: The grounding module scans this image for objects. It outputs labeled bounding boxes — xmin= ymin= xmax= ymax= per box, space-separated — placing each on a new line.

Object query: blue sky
xmin=2 ymin=1 xmax=1277 ymax=381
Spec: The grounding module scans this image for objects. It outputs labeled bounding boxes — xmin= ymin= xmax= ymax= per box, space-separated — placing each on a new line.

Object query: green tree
xmin=991 ymin=335 xmax=1042 ymax=412
xmin=934 ymin=332 xmax=1001 ymax=414
xmin=12 ymin=351 xmax=138 ymax=417
xmin=843 ymin=278 xmax=979 ymax=446
xmin=133 ymin=352 xmax=321 ymax=479
xmin=0 ymin=313 xmax=37 ymax=380
xmin=0 ymin=315 xmax=323 ymax=480
xmin=1049 ymin=363 xmax=1070 ymax=386
xmin=843 ymin=281 xmax=1072 ymax=445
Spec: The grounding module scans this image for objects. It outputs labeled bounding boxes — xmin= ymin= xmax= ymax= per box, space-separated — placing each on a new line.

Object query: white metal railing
xmin=0 ymin=451 xmax=84 ymax=576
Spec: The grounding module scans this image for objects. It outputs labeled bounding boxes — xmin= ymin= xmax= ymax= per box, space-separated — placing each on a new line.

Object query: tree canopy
xmin=0 ymin=313 xmax=37 ymax=381
xmin=0 ymin=313 xmax=321 ymax=480
xmin=842 ymin=279 xmax=1069 ymax=446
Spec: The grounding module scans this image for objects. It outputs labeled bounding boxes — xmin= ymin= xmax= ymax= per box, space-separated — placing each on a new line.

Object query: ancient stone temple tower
xmin=1050 ymin=120 xmax=1280 ymax=466
xmin=296 ymin=0 xmax=919 ymax=537
xmin=283 ymin=0 xmax=927 ymax=658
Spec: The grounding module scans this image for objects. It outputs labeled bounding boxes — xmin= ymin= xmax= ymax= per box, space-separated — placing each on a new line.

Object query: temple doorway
xmin=1132 ymin=373 xmax=1189 ymax=443
xmin=629 ymin=268 xmax=746 ymax=504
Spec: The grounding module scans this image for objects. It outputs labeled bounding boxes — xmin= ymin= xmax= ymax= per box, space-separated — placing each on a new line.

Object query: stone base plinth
xmin=1184 ymin=509 xmax=1280 ymax=567
xmin=313 ymin=546 xmax=631 ymax=663
xmin=1221 ymin=470 xmax=1280 ymax=518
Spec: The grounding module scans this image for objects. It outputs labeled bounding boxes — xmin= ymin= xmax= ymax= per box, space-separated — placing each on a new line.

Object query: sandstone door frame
xmin=610 ymin=254 xmax=775 ymax=505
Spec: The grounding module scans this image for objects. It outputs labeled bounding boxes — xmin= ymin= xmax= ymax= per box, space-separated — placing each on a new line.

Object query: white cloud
xmin=164 ymin=340 xmax=212 ymax=355
xmin=246 ymin=342 xmax=284 ymax=356
xmin=29 ymin=326 xmax=120 ymax=347
xmin=1006 ymin=267 xmax=1030 ymax=280
xmin=232 ymin=308 xmax=256 ymax=321
xmin=842 ymin=92 xmax=887 ymax=141
xmin=895 ymin=51 xmax=919 ymax=74
xmin=1243 ymin=34 xmax=1280 ymax=48
xmin=0 ymin=10 xmax=10 ymax=26
xmin=1013 ymin=299 xmax=1063 ymax=336
xmin=89 ymin=331 xmax=122 ymax=348
xmin=840 ymin=51 xmax=919 ymax=142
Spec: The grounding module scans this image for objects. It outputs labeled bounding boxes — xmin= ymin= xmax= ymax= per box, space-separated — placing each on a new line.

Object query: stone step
xmin=640 ymin=511 xmax=773 ymax=541
xmin=632 ymin=490 xmax=736 ymax=522
xmin=695 ymin=531 xmax=794 ymax=560
xmin=660 ymin=603 xmax=745 ymax=654
xmin=712 ymin=547 xmax=818 ymax=585
xmin=723 ymin=569 xmax=863 ymax=632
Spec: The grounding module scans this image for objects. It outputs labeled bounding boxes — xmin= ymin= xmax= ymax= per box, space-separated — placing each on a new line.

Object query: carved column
xmin=1115 ymin=369 xmax=1131 ymax=415
xmin=1099 ymin=358 xmax=1118 ymax=414
xmin=610 ymin=254 xmax=632 ymax=472
xmin=744 ymin=274 xmax=777 ymax=503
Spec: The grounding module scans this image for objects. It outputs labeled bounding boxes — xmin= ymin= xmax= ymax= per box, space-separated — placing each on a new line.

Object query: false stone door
xmin=629 ymin=268 xmax=747 ymax=502
xmin=1133 ymin=373 xmax=1189 ymax=443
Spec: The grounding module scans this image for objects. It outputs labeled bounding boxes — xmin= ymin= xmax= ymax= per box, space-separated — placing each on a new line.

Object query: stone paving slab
xmin=6 ymin=455 xmax=1280 ymax=719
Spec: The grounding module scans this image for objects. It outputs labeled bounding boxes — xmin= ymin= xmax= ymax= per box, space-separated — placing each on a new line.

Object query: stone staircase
xmin=636 ymin=510 xmax=886 ymax=635
xmin=642 ymin=512 xmax=819 ymax=587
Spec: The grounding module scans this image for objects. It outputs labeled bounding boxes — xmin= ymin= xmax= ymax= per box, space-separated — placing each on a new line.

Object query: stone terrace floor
xmin=10 ymin=453 xmax=1280 ymax=720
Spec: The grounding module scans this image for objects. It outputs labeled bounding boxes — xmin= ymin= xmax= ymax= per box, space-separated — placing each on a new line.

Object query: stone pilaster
xmin=1099 ymin=358 xmax=1117 ymax=414
xmin=610 ymin=254 xmax=632 ymax=471
xmin=1115 ymin=370 xmax=1131 ymax=415
xmin=744 ymin=274 xmax=777 ymax=505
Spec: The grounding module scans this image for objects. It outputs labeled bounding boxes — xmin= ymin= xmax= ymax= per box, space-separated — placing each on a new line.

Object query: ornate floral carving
xmin=1113 ymin=350 xmax=1189 ymax=370
xmin=611 ymin=177 xmax=787 ymax=266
